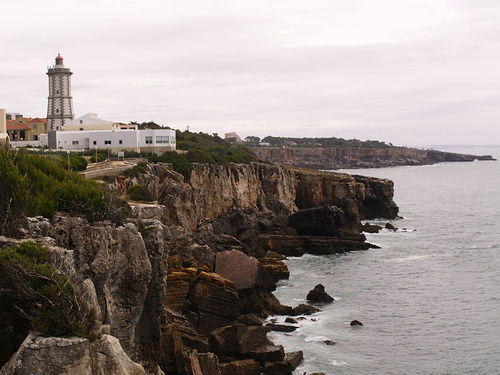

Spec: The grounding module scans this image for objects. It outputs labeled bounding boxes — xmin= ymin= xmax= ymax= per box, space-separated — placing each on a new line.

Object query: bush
xmin=89 ymin=153 xmax=106 ymax=163
xmin=123 ymin=162 xmax=148 ymax=178
xmin=127 ymin=184 xmax=155 ymax=202
xmin=0 ymin=150 xmax=130 ymax=233
xmin=0 ymin=242 xmax=97 ymax=339
xmin=149 ymin=151 xmax=193 ymax=179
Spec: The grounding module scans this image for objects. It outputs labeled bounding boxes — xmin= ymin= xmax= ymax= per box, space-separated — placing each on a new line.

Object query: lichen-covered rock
xmin=0 ymin=334 xmax=91 ymax=375
xmin=90 ymin=335 xmax=148 ymax=375
xmin=46 ymin=217 xmax=153 ymax=358
xmin=0 ymin=333 xmax=147 ymax=375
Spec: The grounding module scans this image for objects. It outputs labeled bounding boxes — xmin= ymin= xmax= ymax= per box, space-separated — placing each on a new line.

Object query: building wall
xmin=49 ymin=129 xmax=176 ymax=154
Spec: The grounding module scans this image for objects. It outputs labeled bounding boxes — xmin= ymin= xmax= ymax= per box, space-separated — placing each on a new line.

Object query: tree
xmin=244 ymin=136 xmax=260 ymax=145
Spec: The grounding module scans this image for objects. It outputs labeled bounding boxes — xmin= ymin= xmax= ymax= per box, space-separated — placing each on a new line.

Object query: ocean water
xmin=270 ymin=146 xmax=500 ymax=375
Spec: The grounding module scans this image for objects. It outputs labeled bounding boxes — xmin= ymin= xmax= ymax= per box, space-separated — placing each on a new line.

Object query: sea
xmin=269 ymin=146 xmax=500 ymax=375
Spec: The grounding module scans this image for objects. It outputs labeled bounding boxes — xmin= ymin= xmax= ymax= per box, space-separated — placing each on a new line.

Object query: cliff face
xmin=251 ymin=146 xmax=495 ymax=170
xmin=2 ymin=161 xmax=400 ymax=375
xmin=126 ymin=162 xmax=398 ymax=236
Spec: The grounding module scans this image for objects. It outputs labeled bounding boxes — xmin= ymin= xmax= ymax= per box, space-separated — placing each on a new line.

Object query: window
xmin=104 ymin=140 xmax=111 ymax=145
xmin=33 ymin=135 xmax=39 ymax=140
xmin=79 ymin=128 xmax=83 ymax=131
xmin=56 ymin=90 xmax=60 ymax=94
xmin=72 ymin=140 xmax=79 ymax=145
xmin=32 ymin=124 xmax=37 ymax=129
xmin=119 ymin=140 xmax=123 ymax=145
xmin=93 ymin=141 xmax=97 ymax=145
xmin=80 ymin=120 xmax=83 ymax=124
xmin=156 ymin=136 xmax=169 ymax=143
xmin=56 ymin=109 xmax=60 ymax=113
xmin=145 ymin=136 xmax=153 ymax=144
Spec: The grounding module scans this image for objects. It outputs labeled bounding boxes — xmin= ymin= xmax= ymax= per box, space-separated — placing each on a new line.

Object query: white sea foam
xmin=331 ymin=359 xmax=348 ymax=366
xmin=386 ymin=254 xmax=430 ymax=263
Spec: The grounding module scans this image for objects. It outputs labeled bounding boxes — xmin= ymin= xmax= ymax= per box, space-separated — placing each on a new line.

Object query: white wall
xmin=53 ymin=129 xmax=176 ymax=152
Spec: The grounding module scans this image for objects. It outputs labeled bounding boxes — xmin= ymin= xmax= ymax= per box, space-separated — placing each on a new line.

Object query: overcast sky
xmin=1 ymin=0 xmax=499 ymax=146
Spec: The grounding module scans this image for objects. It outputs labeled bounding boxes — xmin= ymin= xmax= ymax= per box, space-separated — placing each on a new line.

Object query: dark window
xmin=104 ymin=140 xmax=111 ymax=145
xmin=119 ymin=140 xmax=123 ymax=145
xmin=93 ymin=141 xmax=97 ymax=145
xmin=80 ymin=128 xmax=83 ymax=131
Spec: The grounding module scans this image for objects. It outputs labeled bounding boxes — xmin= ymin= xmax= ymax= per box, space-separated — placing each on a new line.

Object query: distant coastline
xmin=250 ymin=146 xmax=496 ymax=170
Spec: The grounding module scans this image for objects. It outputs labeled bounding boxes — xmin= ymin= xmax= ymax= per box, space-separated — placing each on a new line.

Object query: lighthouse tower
xmin=46 ymin=54 xmax=74 ymax=131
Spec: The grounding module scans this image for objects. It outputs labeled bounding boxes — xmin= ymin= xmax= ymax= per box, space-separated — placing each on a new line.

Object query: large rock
xmin=0 ymin=333 xmax=147 ymax=375
xmin=165 ymin=268 xmax=240 ymax=334
xmin=47 ymin=217 xmax=153 ymax=357
xmin=215 ymin=250 xmax=275 ymax=291
xmin=209 ymin=324 xmax=279 ymax=359
xmin=90 ymin=335 xmax=148 ymax=375
xmin=288 ymin=205 xmax=345 ymax=237
xmin=306 ymin=284 xmax=334 ymax=303
xmin=258 ymin=234 xmax=376 ymax=257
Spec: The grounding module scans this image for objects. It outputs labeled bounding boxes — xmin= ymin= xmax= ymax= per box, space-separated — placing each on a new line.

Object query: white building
xmin=48 ymin=128 xmax=175 ymax=154
xmin=64 ymin=113 xmax=137 ymax=132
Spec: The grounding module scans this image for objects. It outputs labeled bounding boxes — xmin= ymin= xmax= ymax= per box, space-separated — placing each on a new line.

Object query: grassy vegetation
xmin=127 ymin=184 xmax=154 ymax=202
xmin=147 ymin=130 xmax=257 ymax=178
xmin=0 ymin=242 xmax=97 ymax=338
xmin=0 ymin=150 xmax=130 ymax=234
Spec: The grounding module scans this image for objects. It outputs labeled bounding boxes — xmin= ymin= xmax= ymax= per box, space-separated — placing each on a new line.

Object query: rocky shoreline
xmin=0 ymin=162 xmax=398 ymax=375
xmin=250 ymin=146 xmax=495 ymax=170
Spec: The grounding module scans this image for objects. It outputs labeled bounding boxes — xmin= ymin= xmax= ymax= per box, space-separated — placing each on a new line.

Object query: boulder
xmin=288 ymin=205 xmax=344 ymax=237
xmin=165 ymin=268 xmax=240 ymax=334
xmin=220 ymin=359 xmax=261 ymax=375
xmin=265 ymin=324 xmax=298 ymax=333
xmin=361 ymin=223 xmax=382 ymax=233
xmin=209 ymin=324 xmax=272 ymax=357
xmin=290 ymin=304 xmax=319 ymax=316
xmin=350 ymin=320 xmax=363 ymax=326
xmin=385 ymin=222 xmax=397 ymax=230
xmin=284 ymin=351 xmax=303 ymax=370
xmin=215 ymin=250 xmax=275 ymax=291
xmin=306 ymin=284 xmax=334 ymax=303
xmin=0 ymin=334 xmax=92 ymax=375
xmin=90 ymin=334 xmax=148 ymax=375
xmin=0 ymin=333 xmax=147 ymax=375
xmin=284 ymin=317 xmax=298 ymax=324
xmin=237 ymin=314 xmax=263 ymax=326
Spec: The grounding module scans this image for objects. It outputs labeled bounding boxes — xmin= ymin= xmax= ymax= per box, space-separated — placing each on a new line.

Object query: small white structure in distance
xmin=48 ymin=128 xmax=175 ymax=154
xmin=0 ymin=109 xmax=9 ymax=147
xmin=64 ymin=113 xmax=137 ymax=131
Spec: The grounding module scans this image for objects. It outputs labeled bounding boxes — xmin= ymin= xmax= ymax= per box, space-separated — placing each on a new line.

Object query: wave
xmin=386 ymin=254 xmax=430 ymax=263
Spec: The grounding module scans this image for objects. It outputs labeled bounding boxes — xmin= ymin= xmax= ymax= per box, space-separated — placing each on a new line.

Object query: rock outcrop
xmin=306 ymin=284 xmax=334 ymax=303
xmin=0 ymin=333 xmax=147 ymax=375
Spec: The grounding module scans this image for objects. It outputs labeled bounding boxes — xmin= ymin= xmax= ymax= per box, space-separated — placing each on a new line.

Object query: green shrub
xmin=89 ymin=153 xmax=106 ymax=163
xmin=149 ymin=151 xmax=193 ymax=179
xmin=0 ymin=151 xmax=130 ymax=233
xmin=0 ymin=242 xmax=97 ymax=339
xmin=127 ymin=184 xmax=155 ymax=202
xmin=123 ymin=162 xmax=148 ymax=178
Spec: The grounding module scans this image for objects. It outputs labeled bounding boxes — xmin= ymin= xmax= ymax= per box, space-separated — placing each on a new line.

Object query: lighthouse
xmin=46 ymin=54 xmax=74 ymax=131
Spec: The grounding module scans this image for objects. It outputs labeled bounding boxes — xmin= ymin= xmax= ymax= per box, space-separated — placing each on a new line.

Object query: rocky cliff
xmin=1 ymin=161 xmax=399 ymax=375
xmin=250 ymin=146 xmax=495 ymax=169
